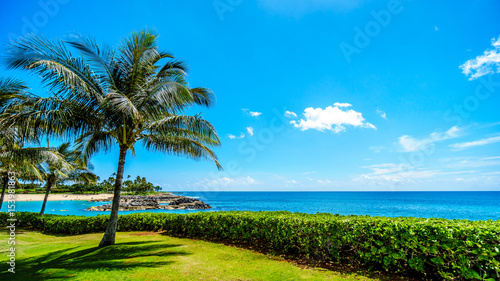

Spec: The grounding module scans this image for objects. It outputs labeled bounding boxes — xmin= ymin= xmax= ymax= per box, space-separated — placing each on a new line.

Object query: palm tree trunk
xmin=0 ymin=175 xmax=8 ymax=210
xmin=99 ymin=145 xmax=127 ymax=247
xmin=39 ymin=177 xmax=53 ymax=216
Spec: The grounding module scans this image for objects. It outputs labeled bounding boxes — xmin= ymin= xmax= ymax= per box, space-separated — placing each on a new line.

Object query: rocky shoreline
xmin=86 ymin=194 xmax=211 ymax=211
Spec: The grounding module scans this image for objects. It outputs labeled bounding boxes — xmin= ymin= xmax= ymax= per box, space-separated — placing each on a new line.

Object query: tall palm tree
xmin=39 ymin=142 xmax=97 ymax=215
xmin=5 ymin=29 xmax=222 ymax=246
xmin=0 ymin=77 xmax=70 ymax=209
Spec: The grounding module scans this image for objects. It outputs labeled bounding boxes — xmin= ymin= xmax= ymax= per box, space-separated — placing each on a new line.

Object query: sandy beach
xmin=14 ymin=194 xmax=112 ymax=202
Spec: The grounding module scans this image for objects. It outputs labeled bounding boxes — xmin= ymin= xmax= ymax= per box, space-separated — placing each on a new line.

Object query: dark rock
xmin=86 ymin=194 xmax=211 ymax=211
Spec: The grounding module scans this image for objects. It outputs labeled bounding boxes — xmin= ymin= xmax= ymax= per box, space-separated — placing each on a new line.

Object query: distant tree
xmin=122 ymin=176 xmax=158 ymax=194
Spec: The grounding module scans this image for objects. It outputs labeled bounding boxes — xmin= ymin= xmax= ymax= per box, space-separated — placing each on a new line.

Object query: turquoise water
xmin=3 ymin=192 xmax=500 ymax=220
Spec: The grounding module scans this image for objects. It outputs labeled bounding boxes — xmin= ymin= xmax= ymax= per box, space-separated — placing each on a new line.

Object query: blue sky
xmin=1 ymin=0 xmax=500 ymax=191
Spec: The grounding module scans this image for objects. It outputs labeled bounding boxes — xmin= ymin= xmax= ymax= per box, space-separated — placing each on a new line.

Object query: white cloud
xmin=246 ymin=127 xmax=254 ymax=136
xmin=284 ymin=111 xmax=297 ymax=118
xmin=286 ymin=180 xmax=298 ymax=184
xmin=434 ymin=26 xmax=439 ymax=31
xmin=376 ymin=109 xmax=387 ymax=120
xmin=242 ymin=108 xmax=262 ymax=117
xmin=290 ymin=104 xmax=375 ymax=133
xmin=450 ymin=136 xmax=500 ymax=150
xmin=228 ymin=133 xmax=245 ymax=139
xmin=301 ymin=171 xmax=317 ymax=175
xmin=460 ymin=36 xmax=500 ymax=80
xmin=333 ymin=102 xmax=352 ymax=108
xmin=398 ymin=126 xmax=461 ymax=152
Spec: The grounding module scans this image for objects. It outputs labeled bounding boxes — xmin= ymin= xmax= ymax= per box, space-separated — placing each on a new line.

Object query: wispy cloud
xmin=228 ymin=133 xmax=245 ymax=139
xmin=242 ymin=108 xmax=262 ymax=117
xmin=376 ymin=109 xmax=387 ymax=120
xmin=440 ymin=156 xmax=500 ymax=169
xmin=333 ymin=102 xmax=352 ymax=108
xmin=290 ymin=104 xmax=375 ymax=133
xmin=460 ymin=36 xmax=500 ymax=80
xmin=434 ymin=26 xmax=439 ymax=31
xmin=246 ymin=127 xmax=254 ymax=136
xmin=479 ymin=121 xmax=500 ymax=129
xmin=316 ymin=179 xmax=332 ymax=184
xmin=284 ymin=111 xmax=297 ymax=118
xmin=355 ymin=163 xmax=474 ymax=186
xmin=398 ymin=126 xmax=462 ymax=152
xmin=450 ymin=135 xmax=500 ymax=150
xmin=194 ymin=176 xmax=258 ymax=187
xmin=369 ymin=146 xmax=387 ymax=153
xmin=362 ymin=163 xmax=403 ymax=175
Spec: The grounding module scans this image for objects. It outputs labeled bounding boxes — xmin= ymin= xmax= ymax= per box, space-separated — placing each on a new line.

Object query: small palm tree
xmin=38 ymin=142 xmax=97 ymax=215
xmin=5 ymin=29 xmax=222 ymax=246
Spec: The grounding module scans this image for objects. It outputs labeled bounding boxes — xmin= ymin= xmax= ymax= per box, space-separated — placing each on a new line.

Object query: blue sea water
xmin=3 ymin=192 xmax=500 ymax=221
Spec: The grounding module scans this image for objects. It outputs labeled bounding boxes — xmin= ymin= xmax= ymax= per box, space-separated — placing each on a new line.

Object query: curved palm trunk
xmin=99 ymin=146 xmax=127 ymax=247
xmin=0 ymin=175 xmax=8 ymax=210
xmin=39 ymin=177 xmax=54 ymax=216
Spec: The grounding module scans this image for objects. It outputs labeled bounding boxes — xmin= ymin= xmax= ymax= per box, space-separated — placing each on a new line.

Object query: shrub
xmin=2 ymin=211 xmax=498 ymax=280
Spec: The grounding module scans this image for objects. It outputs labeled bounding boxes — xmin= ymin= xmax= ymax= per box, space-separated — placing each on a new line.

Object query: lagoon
xmin=4 ymin=191 xmax=500 ymax=220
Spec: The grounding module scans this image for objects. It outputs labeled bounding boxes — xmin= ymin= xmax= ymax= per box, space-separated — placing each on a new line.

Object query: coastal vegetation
xmin=3 ymin=211 xmax=499 ymax=280
xmin=2 ymin=29 xmax=222 ymax=246
xmin=18 ymin=173 xmax=162 ymax=195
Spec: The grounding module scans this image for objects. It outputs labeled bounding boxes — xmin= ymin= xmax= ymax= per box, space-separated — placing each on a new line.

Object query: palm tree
xmin=5 ymin=29 xmax=222 ymax=246
xmin=39 ymin=142 xmax=97 ymax=215
xmin=0 ymin=77 xmax=70 ymax=209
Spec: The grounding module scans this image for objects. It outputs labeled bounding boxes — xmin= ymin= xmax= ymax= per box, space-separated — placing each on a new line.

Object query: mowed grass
xmin=0 ymin=230 xmax=377 ymax=281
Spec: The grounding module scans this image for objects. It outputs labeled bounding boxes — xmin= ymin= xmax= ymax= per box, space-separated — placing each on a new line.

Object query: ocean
xmin=4 ymin=191 xmax=500 ymax=220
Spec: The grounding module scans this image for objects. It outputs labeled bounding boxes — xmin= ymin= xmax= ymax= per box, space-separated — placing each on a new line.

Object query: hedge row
xmin=2 ymin=211 xmax=499 ymax=280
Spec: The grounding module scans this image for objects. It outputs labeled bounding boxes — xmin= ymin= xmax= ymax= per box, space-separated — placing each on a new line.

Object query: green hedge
xmin=2 ymin=211 xmax=499 ymax=280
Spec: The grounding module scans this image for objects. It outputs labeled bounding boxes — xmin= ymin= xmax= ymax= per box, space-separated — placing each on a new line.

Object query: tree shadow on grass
xmin=0 ymin=240 xmax=191 ymax=280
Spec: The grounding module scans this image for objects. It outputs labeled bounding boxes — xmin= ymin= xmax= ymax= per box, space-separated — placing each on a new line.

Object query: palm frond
xmin=141 ymin=134 xmax=222 ymax=170
xmin=5 ymin=34 xmax=105 ymax=104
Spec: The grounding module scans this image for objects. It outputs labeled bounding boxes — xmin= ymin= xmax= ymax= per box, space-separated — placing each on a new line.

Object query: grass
xmin=0 ymin=230 xmax=377 ymax=281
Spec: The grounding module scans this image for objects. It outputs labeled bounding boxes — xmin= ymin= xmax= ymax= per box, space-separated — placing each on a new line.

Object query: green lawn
xmin=0 ymin=230 xmax=377 ymax=281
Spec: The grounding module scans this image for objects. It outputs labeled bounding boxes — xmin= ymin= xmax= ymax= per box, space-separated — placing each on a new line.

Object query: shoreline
xmin=14 ymin=194 xmax=112 ymax=202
